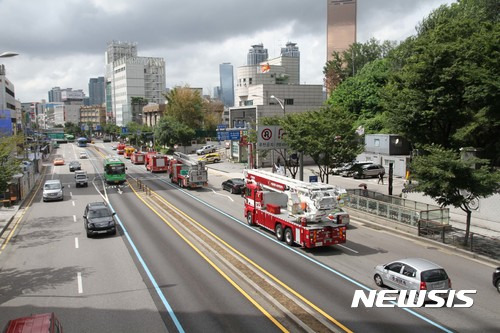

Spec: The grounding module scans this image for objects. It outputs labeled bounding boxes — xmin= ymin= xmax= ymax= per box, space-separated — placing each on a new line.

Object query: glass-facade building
xmin=89 ymin=77 xmax=105 ymax=106
xmin=219 ymin=63 xmax=234 ymax=107
xmin=247 ymin=44 xmax=268 ymax=65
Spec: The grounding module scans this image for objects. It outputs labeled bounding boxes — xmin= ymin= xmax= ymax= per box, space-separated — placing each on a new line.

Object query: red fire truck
xmin=146 ymin=154 xmax=169 ymax=172
xmin=116 ymin=143 xmax=126 ymax=155
xmin=144 ymin=151 xmax=157 ymax=166
xmin=131 ymin=151 xmax=145 ymax=164
xmin=244 ymin=169 xmax=348 ymax=248
xmin=168 ymin=152 xmax=208 ymax=188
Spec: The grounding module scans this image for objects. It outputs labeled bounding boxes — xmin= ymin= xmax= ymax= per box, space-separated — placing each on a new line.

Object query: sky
xmin=0 ymin=0 xmax=456 ymax=103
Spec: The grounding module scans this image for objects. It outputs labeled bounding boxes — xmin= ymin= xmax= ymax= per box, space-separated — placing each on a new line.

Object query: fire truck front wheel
xmin=284 ymin=228 xmax=294 ymax=246
xmin=246 ymin=213 xmax=254 ymax=226
xmin=275 ymin=224 xmax=284 ymax=241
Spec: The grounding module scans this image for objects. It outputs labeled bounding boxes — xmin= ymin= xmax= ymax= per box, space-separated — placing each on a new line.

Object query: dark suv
xmin=83 ymin=202 xmax=117 ymax=238
xmin=493 ymin=267 xmax=500 ymax=293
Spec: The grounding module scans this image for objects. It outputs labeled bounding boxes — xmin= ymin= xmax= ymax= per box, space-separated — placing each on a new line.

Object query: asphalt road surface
xmin=1 ymin=141 xmax=498 ymax=332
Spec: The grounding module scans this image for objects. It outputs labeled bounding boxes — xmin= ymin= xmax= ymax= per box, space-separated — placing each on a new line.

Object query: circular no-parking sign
xmin=261 ymin=128 xmax=273 ymax=141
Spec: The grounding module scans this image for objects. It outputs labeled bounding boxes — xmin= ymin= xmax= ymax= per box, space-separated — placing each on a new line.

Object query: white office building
xmin=105 ymin=41 xmax=166 ymax=126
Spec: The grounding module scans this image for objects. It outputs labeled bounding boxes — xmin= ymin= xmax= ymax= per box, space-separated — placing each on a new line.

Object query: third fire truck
xmin=146 ymin=154 xmax=169 ymax=172
xmin=244 ymin=169 xmax=348 ymax=248
xmin=168 ymin=152 xmax=208 ymax=188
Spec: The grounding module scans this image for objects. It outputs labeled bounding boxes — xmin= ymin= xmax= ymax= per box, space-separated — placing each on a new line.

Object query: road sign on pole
xmin=257 ymin=126 xmax=287 ymax=150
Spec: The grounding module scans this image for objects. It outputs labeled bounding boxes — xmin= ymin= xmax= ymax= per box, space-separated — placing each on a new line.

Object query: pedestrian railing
xmin=345 ymin=189 xmax=450 ymax=227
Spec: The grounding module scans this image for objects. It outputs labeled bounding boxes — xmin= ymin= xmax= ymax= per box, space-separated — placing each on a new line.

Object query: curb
xmin=350 ymin=214 xmax=500 ymax=267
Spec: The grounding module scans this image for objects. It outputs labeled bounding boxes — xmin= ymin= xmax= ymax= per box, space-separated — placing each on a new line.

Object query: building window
xmin=374 ymin=139 xmax=380 ymax=147
xmin=284 ymin=99 xmax=294 ymax=105
xmin=249 ymin=78 xmax=252 ymax=85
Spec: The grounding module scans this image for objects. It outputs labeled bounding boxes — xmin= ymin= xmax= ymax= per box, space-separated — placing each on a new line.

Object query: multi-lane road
xmin=0 ymin=142 xmax=498 ymax=332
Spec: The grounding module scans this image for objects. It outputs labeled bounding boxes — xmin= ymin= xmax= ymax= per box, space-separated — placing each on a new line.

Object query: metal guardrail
xmin=346 ymin=189 xmax=499 ymax=260
xmin=345 ymin=189 xmax=449 ymax=227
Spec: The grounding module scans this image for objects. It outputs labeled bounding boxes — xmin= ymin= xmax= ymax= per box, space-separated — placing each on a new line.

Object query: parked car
xmin=199 ymin=152 xmax=221 ymax=163
xmin=331 ymin=163 xmax=351 ymax=175
xmin=354 ymin=164 xmax=385 ymax=179
xmin=221 ymin=178 xmax=245 ymax=194
xmin=69 ymin=161 xmax=81 ymax=172
xmin=340 ymin=161 xmax=373 ymax=177
xmin=42 ymin=179 xmax=64 ymax=202
xmin=493 ymin=267 xmax=500 ymax=293
xmin=3 ymin=312 xmax=63 ymax=333
xmin=374 ymin=258 xmax=451 ymax=295
xmin=79 ymin=152 xmax=88 ymax=159
xmin=111 ymin=145 xmax=117 ymax=150
xmin=75 ymin=170 xmax=88 ymax=187
xmin=53 ymin=157 xmax=65 ymax=166
xmin=196 ymin=144 xmax=217 ymax=155
xmin=83 ymin=202 xmax=117 ymax=238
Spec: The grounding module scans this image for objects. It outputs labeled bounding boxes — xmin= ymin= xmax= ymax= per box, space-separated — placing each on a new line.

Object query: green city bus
xmin=103 ymin=157 xmax=126 ymax=184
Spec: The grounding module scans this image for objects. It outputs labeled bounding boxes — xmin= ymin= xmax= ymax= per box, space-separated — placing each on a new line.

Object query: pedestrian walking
xmin=377 ymin=173 xmax=384 ymax=185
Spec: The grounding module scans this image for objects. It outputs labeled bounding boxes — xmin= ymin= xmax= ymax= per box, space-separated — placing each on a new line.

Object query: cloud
xmin=0 ymin=0 xmax=455 ymax=102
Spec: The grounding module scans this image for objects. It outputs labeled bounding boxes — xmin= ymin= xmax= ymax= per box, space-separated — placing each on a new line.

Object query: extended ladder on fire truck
xmin=244 ymin=169 xmax=349 ymax=224
xmin=169 ymin=152 xmax=208 ymax=188
xmin=173 ymin=152 xmax=201 ymax=166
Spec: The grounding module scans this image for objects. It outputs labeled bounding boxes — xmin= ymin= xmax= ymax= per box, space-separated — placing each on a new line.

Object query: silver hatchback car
xmin=374 ymin=258 xmax=451 ymax=292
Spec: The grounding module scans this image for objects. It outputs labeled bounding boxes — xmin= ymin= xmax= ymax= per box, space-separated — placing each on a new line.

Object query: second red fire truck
xmin=168 ymin=152 xmax=208 ymax=188
xmin=244 ymin=169 xmax=348 ymax=248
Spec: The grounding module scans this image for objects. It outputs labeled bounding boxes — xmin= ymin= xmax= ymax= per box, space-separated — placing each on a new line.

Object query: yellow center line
xmin=128 ymin=181 xmax=289 ymax=333
xmin=0 ymin=167 xmax=46 ymax=254
xmin=95 ymin=145 xmax=351 ymax=332
xmin=148 ymin=186 xmax=353 ymax=333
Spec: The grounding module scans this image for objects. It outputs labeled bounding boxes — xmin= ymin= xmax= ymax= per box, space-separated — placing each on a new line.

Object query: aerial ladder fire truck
xmin=168 ymin=152 xmax=208 ymax=188
xmin=244 ymin=169 xmax=348 ymax=248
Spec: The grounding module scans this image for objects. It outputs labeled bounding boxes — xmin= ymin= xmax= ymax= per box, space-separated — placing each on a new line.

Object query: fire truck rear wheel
xmin=284 ymin=228 xmax=293 ymax=246
xmin=275 ymin=224 xmax=284 ymax=241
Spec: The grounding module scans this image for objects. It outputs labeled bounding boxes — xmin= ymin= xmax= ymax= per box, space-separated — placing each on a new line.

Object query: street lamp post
xmin=270 ymin=95 xmax=287 ymax=175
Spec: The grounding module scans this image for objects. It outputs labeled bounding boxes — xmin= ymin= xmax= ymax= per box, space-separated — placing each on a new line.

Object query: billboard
xmin=0 ymin=110 xmax=13 ymax=136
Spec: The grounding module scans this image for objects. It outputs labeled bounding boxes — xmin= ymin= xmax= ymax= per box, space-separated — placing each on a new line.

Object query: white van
xmin=43 ymin=179 xmax=64 ymax=202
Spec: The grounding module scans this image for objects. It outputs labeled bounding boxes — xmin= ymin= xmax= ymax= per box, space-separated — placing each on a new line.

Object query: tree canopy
xmin=0 ymin=136 xmax=23 ymax=194
xmin=411 ymin=144 xmax=500 ymax=244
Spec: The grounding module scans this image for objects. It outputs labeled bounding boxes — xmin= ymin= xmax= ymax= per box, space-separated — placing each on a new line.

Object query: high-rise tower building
xmin=219 ymin=63 xmax=234 ymax=107
xmin=281 ymin=42 xmax=300 ymax=58
xmin=327 ymin=0 xmax=357 ymax=61
xmin=88 ymin=77 xmax=105 ymax=106
xmin=247 ymin=44 xmax=268 ymax=65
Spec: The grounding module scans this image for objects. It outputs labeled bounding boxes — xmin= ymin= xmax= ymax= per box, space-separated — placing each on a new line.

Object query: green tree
xmin=154 ymin=116 xmax=195 ymax=148
xmin=164 ymin=86 xmax=204 ymax=130
xmin=282 ymin=107 xmax=362 ymax=182
xmin=202 ymin=99 xmax=224 ymax=131
xmin=411 ymin=145 xmax=500 ymax=245
xmin=384 ymin=0 xmax=500 ymax=164
xmin=324 ymin=38 xmax=396 ymax=92
xmin=327 ymin=58 xmax=392 ymax=133
xmin=0 ymin=136 xmax=23 ymax=195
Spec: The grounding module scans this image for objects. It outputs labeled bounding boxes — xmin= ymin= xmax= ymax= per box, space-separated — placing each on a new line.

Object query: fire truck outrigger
xmin=244 ymin=169 xmax=348 ymax=248
xmin=168 ymin=152 xmax=208 ymax=188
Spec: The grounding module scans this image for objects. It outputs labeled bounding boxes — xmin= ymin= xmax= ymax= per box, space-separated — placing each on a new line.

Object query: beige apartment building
xmin=80 ymin=105 xmax=106 ymax=129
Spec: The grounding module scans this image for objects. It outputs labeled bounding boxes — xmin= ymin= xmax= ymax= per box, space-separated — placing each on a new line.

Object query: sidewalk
xmin=206 ymin=161 xmax=500 ymax=240
xmin=0 ymin=164 xmax=47 ymax=238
